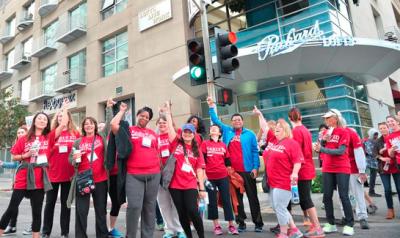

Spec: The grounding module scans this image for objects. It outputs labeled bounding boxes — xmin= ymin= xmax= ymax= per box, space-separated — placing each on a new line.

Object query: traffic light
xmin=187 ymin=38 xmax=207 ymax=86
xmin=215 ymin=31 xmax=239 ymax=77
xmin=217 ymin=88 xmax=233 ymax=106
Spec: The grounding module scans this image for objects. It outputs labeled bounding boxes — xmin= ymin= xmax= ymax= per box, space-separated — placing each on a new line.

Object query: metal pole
xmin=199 ymin=0 xmax=217 ymax=110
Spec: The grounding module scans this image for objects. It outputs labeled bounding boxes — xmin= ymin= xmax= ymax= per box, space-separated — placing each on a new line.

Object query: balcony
xmin=11 ymin=54 xmax=31 ymax=70
xmin=0 ymin=28 xmax=15 ymax=44
xmin=16 ymin=90 xmax=30 ymax=106
xmin=31 ymin=36 xmax=57 ymax=58
xmin=29 ymin=81 xmax=55 ymax=102
xmin=55 ymin=67 xmax=86 ymax=93
xmin=17 ymin=13 xmax=34 ymax=31
xmin=38 ymin=0 xmax=58 ymax=18
xmin=0 ymin=60 xmax=13 ymax=81
xmin=383 ymin=26 xmax=400 ymax=43
xmin=56 ymin=15 xmax=87 ymax=44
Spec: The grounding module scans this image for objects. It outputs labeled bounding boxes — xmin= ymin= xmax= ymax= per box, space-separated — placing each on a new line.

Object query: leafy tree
xmin=0 ymin=88 xmax=29 ymax=149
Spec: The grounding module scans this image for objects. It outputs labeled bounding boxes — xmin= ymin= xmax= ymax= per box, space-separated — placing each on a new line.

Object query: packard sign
xmin=43 ymin=91 xmax=77 ymax=114
xmin=138 ymin=0 xmax=172 ymax=32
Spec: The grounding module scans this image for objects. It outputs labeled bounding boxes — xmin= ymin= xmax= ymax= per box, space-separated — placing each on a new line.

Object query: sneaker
xmin=367 ymin=204 xmax=378 ymax=214
xmin=22 ymin=227 xmax=32 ymax=236
xmin=162 ymin=232 xmax=175 ymax=238
xmin=359 ymin=219 xmax=369 ymax=229
xmin=3 ymin=226 xmax=16 ymax=235
xmin=342 ymin=226 xmax=354 ymax=236
xmin=176 ymin=232 xmax=187 ymax=238
xmin=304 ymin=226 xmax=325 ymax=238
xmin=322 ymin=223 xmax=337 ymax=233
xmin=109 ymin=228 xmax=124 ymax=237
xmin=214 ymin=226 xmax=223 ymax=236
xmin=254 ymin=226 xmax=263 ymax=233
xmin=275 ymin=233 xmax=289 ymax=238
xmin=270 ymin=224 xmax=280 ymax=234
xmin=156 ymin=223 xmax=165 ymax=231
xmin=368 ymin=192 xmax=382 ymax=197
xmin=228 ymin=225 xmax=239 ymax=235
xmin=288 ymin=227 xmax=303 ymax=238
xmin=237 ymin=223 xmax=246 ymax=233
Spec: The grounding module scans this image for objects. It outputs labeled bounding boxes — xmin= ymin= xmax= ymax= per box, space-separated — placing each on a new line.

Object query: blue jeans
xmin=380 ymin=173 xmax=400 ymax=209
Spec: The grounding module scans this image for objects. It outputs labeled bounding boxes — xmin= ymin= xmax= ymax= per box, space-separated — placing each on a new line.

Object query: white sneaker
xmin=342 ymin=225 xmax=354 ymax=236
xmin=22 ymin=227 xmax=32 ymax=236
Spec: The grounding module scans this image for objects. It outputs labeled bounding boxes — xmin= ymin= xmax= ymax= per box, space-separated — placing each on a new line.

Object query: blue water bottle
xmin=291 ymin=182 xmax=300 ymax=205
xmin=198 ymin=198 xmax=207 ymax=219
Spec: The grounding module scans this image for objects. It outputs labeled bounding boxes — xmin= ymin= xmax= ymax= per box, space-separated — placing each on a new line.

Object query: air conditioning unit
xmin=384 ymin=31 xmax=398 ymax=42
xmin=63 ymin=70 xmax=70 ymax=75
xmin=22 ymin=55 xmax=31 ymax=61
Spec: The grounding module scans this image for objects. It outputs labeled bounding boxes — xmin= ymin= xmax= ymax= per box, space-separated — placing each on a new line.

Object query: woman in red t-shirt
xmin=262 ymin=119 xmax=303 ymax=238
xmin=200 ymin=124 xmax=238 ymax=235
xmin=161 ymin=102 xmax=206 ymax=238
xmin=43 ymin=99 xmax=80 ymax=237
xmin=0 ymin=112 xmax=52 ymax=238
xmin=382 ymin=116 xmax=400 ymax=219
xmin=313 ymin=109 xmax=354 ymax=236
xmin=288 ymin=108 xmax=323 ymax=237
xmin=70 ymin=99 xmax=114 ymax=238
xmin=111 ymin=103 xmax=161 ymax=238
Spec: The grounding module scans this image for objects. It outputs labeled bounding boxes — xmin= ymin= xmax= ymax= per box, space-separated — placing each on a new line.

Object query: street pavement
xmin=0 ymin=175 xmax=399 ymax=238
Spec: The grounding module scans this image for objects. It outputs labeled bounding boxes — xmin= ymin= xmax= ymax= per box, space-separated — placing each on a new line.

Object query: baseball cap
xmin=182 ymin=123 xmax=196 ymax=133
xmin=322 ymin=109 xmax=342 ymax=118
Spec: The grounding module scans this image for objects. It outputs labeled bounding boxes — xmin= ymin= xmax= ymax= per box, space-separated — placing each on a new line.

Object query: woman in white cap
xmin=314 ymin=109 xmax=354 ymax=236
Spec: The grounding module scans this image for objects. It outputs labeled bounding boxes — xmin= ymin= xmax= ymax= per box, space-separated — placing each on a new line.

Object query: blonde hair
xmin=276 ymin=118 xmax=292 ymax=139
xmin=51 ymin=110 xmax=78 ymax=133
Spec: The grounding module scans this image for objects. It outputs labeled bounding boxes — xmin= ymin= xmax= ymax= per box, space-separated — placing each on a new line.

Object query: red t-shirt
xmin=158 ymin=133 xmax=170 ymax=165
xmin=228 ymin=129 xmax=245 ymax=172
xmin=77 ymin=135 xmax=108 ymax=183
xmin=169 ymin=138 xmax=206 ymax=190
xmin=345 ymin=128 xmax=363 ymax=174
xmin=263 ymin=138 xmax=304 ymax=191
xmin=321 ymin=127 xmax=351 ymax=174
xmin=292 ymin=125 xmax=316 ymax=180
xmin=48 ymin=129 xmax=79 ymax=182
xmin=201 ymin=140 xmax=229 ymax=180
xmin=127 ymin=126 xmax=160 ymax=175
xmin=382 ymin=135 xmax=399 ymax=174
xmin=385 ymin=130 xmax=400 ymax=166
xmin=265 ymin=129 xmax=277 ymax=145
xmin=11 ymin=135 xmax=50 ymax=189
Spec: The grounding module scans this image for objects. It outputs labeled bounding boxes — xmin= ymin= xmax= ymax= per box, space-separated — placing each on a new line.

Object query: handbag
xmin=76 ymin=136 xmax=96 ymax=196
xmin=160 ymin=147 xmax=177 ymax=190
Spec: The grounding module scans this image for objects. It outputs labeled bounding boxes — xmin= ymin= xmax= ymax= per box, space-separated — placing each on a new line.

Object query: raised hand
xmin=107 ymin=98 xmax=116 ymax=108
xmin=119 ymin=102 xmax=128 ymax=112
xmin=206 ymin=96 xmax=215 ymax=107
xmin=253 ymin=105 xmax=261 ymax=116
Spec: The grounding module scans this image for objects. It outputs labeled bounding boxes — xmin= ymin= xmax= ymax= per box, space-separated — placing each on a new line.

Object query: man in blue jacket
xmin=207 ymin=97 xmax=263 ymax=232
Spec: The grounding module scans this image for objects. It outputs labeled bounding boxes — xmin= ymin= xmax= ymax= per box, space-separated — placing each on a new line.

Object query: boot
xmin=386 ymin=209 xmax=395 ymax=219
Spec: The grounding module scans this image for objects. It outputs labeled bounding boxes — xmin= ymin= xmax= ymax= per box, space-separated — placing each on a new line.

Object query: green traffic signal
xmin=190 ymin=66 xmax=205 ymax=80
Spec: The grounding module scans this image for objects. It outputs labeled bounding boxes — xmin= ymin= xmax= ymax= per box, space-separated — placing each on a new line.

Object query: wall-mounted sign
xmin=138 ymin=0 xmax=172 ymax=32
xmin=43 ymin=91 xmax=77 ymax=114
xmin=257 ymin=21 xmax=355 ymax=61
xmin=188 ymin=0 xmax=200 ymax=25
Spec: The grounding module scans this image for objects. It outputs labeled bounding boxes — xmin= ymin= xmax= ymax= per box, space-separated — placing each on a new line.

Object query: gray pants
xmin=126 ymin=173 xmax=161 ymax=238
xmin=270 ymin=188 xmax=293 ymax=225
xmin=349 ymin=174 xmax=368 ymax=220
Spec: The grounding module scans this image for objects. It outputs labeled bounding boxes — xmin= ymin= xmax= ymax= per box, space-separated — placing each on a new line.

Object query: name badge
xmin=161 ymin=149 xmax=170 ymax=157
xmin=59 ymin=145 xmax=68 ymax=154
xmin=181 ymin=163 xmax=192 ymax=173
xmin=36 ymin=155 xmax=48 ymax=165
xmin=142 ymin=137 xmax=152 ymax=148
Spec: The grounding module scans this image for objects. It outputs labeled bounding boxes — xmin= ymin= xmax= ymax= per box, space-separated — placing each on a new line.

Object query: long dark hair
xmin=187 ymin=115 xmax=206 ymax=136
xmin=27 ymin=112 xmax=51 ymax=141
xmin=178 ymin=136 xmax=200 ymax=158
xmin=81 ymin=117 xmax=98 ymax=137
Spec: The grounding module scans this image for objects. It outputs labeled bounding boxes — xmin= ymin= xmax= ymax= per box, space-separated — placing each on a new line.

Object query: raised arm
xmin=207 ymin=96 xmax=230 ymax=131
xmin=102 ymin=98 xmax=115 ymax=138
xmin=110 ymin=101 xmax=127 ymax=135
xmin=160 ymin=102 xmax=176 ymax=142
xmin=55 ymin=99 xmax=70 ymax=138
xmin=253 ymin=105 xmax=269 ymax=134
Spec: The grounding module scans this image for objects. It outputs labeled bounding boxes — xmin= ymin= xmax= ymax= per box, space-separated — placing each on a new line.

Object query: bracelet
xmin=199 ymin=189 xmax=206 ymax=192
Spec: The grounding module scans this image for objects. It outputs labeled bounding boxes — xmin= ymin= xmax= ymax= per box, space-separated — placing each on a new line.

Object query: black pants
xmin=108 ymin=175 xmax=121 ymax=217
xmin=169 ymin=188 xmax=204 ymax=238
xmin=235 ymin=172 xmax=263 ymax=227
xmin=369 ymin=168 xmax=378 ymax=194
xmin=207 ymin=177 xmax=234 ymax=221
xmin=322 ymin=173 xmax=354 ymax=227
xmin=75 ymin=181 xmax=108 ymax=238
xmin=8 ymin=208 xmax=18 ymax=228
xmin=0 ymin=189 xmax=44 ymax=232
xmin=155 ymin=202 xmax=164 ymax=225
xmin=42 ymin=181 xmax=71 ymax=236
xmin=298 ymin=180 xmax=314 ymax=211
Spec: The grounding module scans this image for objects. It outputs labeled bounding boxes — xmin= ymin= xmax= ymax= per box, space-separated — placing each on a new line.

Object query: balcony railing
xmin=31 ymin=35 xmax=57 ymax=58
xmin=0 ymin=60 xmax=13 ymax=81
xmin=11 ymin=54 xmax=31 ymax=70
xmin=382 ymin=26 xmax=400 ymax=43
xmin=56 ymin=14 xmax=87 ymax=44
xmin=0 ymin=27 xmax=15 ymax=44
xmin=17 ymin=12 xmax=34 ymax=31
xmin=29 ymin=80 xmax=56 ymax=102
xmin=55 ymin=66 xmax=86 ymax=93
xmin=38 ymin=0 xmax=58 ymax=18
xmin=16 ymin=89 xmax=30 ymax=106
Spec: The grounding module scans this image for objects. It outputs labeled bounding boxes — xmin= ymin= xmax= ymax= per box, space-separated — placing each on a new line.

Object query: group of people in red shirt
xmin=0 ymin=95 xmax=399 ymax=238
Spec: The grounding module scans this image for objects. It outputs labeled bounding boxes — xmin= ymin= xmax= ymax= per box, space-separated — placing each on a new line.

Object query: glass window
xmin=42 ymin=64 xmax=57 ymax=94
xmin=280 ymin=0 xmax=309 ymax=16
xmin=20 ymin=76 xmax=31 ymax=103
xmin=68 ymin=50 xmax=86 ymax=83
xmin=23 ymin=37 xmax=33 ymax=56
xmin=102 ymin=31 xmax=128 ymax=77
xmin=43 ymin=20 xmax=58 ymax=46
xmin=25 ymin=0 xmax=35 ymax=19
xmin=101 ymin=0 xmax=114 ymax=10
xmin=6 ymin=49 xmax=15 ymax=71
xmin=7 ymin=16 xmax=16 ymax=36
xmin=101 ymin=0 xmax=127 ymax=20
xmin=70 ymin=2 xmax=87 ymax=29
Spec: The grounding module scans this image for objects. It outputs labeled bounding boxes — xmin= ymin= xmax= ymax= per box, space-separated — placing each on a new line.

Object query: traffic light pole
xmin=199 ymin=0 xmax=217 ymax=111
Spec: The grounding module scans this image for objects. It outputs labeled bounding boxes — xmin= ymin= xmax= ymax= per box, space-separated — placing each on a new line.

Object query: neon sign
xmin=257 ymin=21 xmax=355 ymax=61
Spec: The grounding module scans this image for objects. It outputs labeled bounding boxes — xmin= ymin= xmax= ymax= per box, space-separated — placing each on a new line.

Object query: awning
xmin=173 ymin=38 xmax=400 ymax=98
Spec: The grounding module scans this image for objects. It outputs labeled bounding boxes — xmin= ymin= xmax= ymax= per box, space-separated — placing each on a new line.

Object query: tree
xmin=0 ymin=88 xmax=29 ymax=149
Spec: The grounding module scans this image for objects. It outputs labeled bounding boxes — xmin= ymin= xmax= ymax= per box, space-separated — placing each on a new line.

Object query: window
xmin=43 ymin=20 xmax=58 ymax=46
xmin=68 ymin=50 xmax=86 ymax=83
xmin=6 ymin=16 xmax=16 ymax=36
xmin=70 ymin=2 xmax=87 ymax=29
xmin=24 ymin=0 xmax=35 ymax=19
xmin=23 ymin=37 xmax=33 ymax=57
xmin=42 ymin=64 xmax=57 ymax=94
xmin=280 ymin=0 xmax=309 ymax=16
xmin=101 ymin=0 xmax=128 ymax=20
xmin=102 ymin=31 xmax=128 ymax=77
xmin=5 ymin=49 xmax=15 ymax=71
xmin=19 ymin=76 xmax=31 ymax=103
